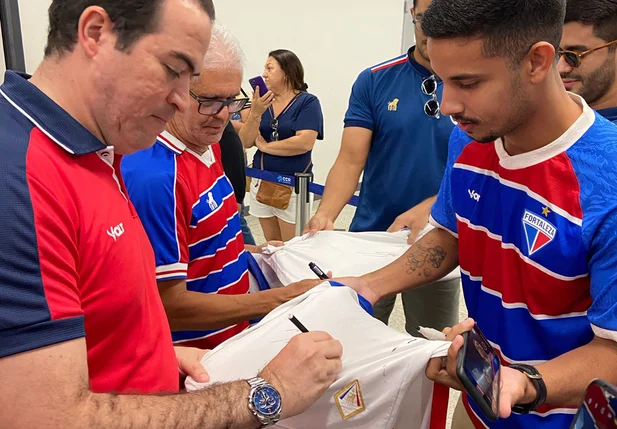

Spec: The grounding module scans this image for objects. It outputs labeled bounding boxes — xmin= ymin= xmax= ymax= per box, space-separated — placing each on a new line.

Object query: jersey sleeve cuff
xmin=343 ymin=120 xmax=374 ymax=130
xmin=156 ymin=262 xmax=188 ymax=281
xmin=591 ymin=324 xmax=617 ymax=343
xmin=0 ymin=316 xmax=85 ymax=359
xmin=429 ymin=215 xmax=459 ymax=238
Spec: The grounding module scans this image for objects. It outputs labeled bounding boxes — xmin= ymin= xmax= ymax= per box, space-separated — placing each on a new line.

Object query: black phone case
xmin=455 ymin=329 xmax=501 ymax=422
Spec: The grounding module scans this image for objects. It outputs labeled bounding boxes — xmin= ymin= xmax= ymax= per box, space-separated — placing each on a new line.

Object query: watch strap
xmin=247 ymin=377 xmax=281 ymax=427
xmin=509 ymin=364 xmax=547 ymax=414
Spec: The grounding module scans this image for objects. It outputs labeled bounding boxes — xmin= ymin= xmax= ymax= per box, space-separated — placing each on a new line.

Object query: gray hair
xmin=202 ymin=24 xmax=245 ymax=75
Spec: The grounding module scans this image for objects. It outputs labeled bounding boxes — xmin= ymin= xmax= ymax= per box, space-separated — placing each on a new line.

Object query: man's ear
xmin=77 ymin=6 xmax=115 ymax=58
xmin=526 ymin=42 xmax=556 ymax=85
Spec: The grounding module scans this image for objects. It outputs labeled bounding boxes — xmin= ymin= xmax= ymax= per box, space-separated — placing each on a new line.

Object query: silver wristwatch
xmin=247 ymin=377 xmax=282 ymax=427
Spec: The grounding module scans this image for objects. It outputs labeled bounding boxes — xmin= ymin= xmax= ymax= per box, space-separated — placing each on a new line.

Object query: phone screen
xmin=462 ymin=326 xmax=500 ymax=418
xmin=571 ymin=381 xmax=617 ymax=429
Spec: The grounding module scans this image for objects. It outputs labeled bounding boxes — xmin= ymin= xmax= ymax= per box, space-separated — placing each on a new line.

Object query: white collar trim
xmin=494 ymin=93 xmax=595 ymax=170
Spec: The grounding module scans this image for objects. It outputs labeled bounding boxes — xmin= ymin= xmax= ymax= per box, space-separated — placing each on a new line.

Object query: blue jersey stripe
xmin=451 ymin=167 xmax=587 ymax=278
xmin=188 ymin=213 xmax=241 ymax=260
xmin=172 ymin=323 xmax=240 ymax=343
xmin=463 ymin=275 xmax=594 ymax=362
xmin=186 ymin=252 xmax=248 ymax=294
xmin=190 ymin=176 xmax=234 ymax=227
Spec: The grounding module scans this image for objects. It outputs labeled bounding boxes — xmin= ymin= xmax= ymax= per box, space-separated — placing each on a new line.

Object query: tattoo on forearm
xmin=405 ymin=241 xmax=447 ymax=278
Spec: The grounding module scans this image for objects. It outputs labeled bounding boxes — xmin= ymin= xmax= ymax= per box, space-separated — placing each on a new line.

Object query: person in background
xmin=241 ymin=50 xmax=324 ymax=242
xmin=122 ymin=25 xmax=325 ymax=350
xmin=229 ymin=90 xmax=257 ymax=245
xmin=305 ymin=0 xmax=460 ymax=337
xmin=560 ymin=0 xmax=617 ymax=124
xmin=220 ymin=120 xmax=257 ymax=245
xmin=0 ymin=1 xmax=342 ymax=428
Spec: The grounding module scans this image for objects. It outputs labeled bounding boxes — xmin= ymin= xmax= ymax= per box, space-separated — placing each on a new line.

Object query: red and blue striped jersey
xmin=0 ymin=71 xmax=178 ymax=393
xmin=122 ymin=131 xmax=249 ymax=349
xmin=431 ymin=96 xmax=617 ymax=428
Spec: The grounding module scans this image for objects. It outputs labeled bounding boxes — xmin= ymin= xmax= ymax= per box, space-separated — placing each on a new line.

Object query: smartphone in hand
xmin=570 ymin=379 xmax=617 ymax=429
xmin=456 ymin=323 xmax=501 ymax=422
xmin=249 ymin=76 xmax=269 ymax=97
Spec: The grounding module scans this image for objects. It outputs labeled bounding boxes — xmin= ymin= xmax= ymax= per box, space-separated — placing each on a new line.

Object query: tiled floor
xmin=245 ymin=200 xmax=468 ymax=428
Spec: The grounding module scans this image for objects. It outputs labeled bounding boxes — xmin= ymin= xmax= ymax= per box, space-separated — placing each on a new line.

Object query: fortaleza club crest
xmin=522 ymin=210 xmax=557 ymax=256
xmin=334 ymin=379 xmax=366 ymax=420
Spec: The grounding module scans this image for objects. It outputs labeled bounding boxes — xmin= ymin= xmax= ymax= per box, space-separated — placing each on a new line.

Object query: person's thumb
xmin=188 ymin=362 xmax=210 ymax=383
xmin=387 ymin=218 xmax=407 ymax=234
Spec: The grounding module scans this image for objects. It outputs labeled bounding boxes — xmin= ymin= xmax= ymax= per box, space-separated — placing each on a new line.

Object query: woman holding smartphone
xmin=240 ymin=49 xmax=324 ymax=242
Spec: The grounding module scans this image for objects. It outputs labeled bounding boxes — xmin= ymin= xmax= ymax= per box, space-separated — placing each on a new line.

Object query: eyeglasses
xmin=422 ymin=75 xmax=440 ymax=119
xmin=270 ymin=118 xmax=279 ymax=141
xmin=189 ymin=92 xmax=249 ymax=116
xmin=559 ymin=39 xmax=617 ymax=68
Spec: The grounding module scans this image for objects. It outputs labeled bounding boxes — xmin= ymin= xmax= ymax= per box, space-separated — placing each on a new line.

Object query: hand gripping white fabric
xmin=186 ymin=283 xmax=451 ymax=429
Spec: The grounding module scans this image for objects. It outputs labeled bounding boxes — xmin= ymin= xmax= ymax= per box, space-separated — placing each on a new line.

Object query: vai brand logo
xmin=277 ymin=175 xmax=292 ymax=185
xmin=387 ymin=98 xmax=399 ymax=111
xmin=334 ymin=379 xmax=366 ymax=421
xmin=107 ymin=222 xmax=125 ymax=242
xmin=522 ymin=210 xmax=557 ymax=255
xmin=468 ymin=189 xmax=481 ymax=202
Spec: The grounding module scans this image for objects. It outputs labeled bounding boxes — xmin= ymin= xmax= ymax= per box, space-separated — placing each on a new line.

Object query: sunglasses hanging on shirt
xmin=421 ymin=75 xmax=441 ymax=119
xmin=270 ymin=118 xmax=279 ymax=141
xmin=268 ymin=93 xmax=302 ymax=142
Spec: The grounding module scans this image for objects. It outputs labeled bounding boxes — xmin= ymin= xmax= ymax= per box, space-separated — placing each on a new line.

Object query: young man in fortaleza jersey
xmin=122 ymin=25 xmax=323 ymax=350
xmin=340 ymin=0 xmax=617 ymax=428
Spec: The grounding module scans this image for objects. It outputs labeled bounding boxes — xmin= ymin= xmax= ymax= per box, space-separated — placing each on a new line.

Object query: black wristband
xmin=509 ymin=364 xmax=547 ymax=414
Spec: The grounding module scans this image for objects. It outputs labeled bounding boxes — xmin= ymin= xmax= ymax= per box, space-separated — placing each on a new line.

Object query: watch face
xmin=253 ymin=386 xmax=281 ymax=416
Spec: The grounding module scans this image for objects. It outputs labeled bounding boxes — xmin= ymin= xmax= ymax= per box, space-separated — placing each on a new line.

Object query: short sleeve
xmin=122 ymin=150 xmax=190 ymax=281
xmin=585 ymin=212 xmax=617 ymax=342
xmin=0 ymin=144 xmax=85 ymax=358
xmin=568 ymin=126 xmax=617 ymax=343
xmin=343 ymin=69 xmax=374 ymax=131
xmin=292 ymin=94 xmax=324 ymax=140
xmin=430 ymin=127 xmax=473 ymax=236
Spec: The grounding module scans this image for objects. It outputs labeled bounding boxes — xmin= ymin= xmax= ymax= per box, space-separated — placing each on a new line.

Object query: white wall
xmin=11 ymin=0 xmax=407 ymax=184
xmin=0 ymin=27 xmax=6 ymax=81
xmin=19 ymin=0 xmax=51 ymax=73
xmin=215 ymin=0 xmax=405 ymax=183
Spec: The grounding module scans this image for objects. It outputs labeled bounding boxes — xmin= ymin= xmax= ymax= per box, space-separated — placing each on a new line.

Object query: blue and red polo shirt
xmin=0 ymin=71 xmax=178 ymax=393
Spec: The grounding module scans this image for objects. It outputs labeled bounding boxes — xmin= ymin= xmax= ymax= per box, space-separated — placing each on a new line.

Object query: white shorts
xmin=249 ymin=178 xmax=313 ymax=224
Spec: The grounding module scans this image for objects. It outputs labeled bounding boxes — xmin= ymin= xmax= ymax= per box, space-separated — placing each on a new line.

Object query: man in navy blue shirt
xmin=306 ymin=0 xmax=460 ymax=335
xmin=559 ymin=0 xmax=617 ymax=124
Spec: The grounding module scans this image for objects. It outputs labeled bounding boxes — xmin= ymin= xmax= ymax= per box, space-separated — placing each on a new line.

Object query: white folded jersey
xmin=253 ymin=228 xmax=460 ymax=290
xmin=186 ymin=282 xmax=451 ymax=429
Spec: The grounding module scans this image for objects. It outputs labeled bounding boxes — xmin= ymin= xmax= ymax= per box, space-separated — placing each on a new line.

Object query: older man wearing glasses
xmin=121 ymin=25 xmax=322 ymax=350
xmin=559 ymin=0 xmax=617 ymax=124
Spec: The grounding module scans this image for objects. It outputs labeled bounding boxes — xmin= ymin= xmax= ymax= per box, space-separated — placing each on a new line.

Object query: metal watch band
xmin=248 ymin=377 xmax=265 ymax=388
xmin=247 ymin=377 xmax=281 ymax=428
xmin=509 ymin=364 xmax=547 ymax=414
